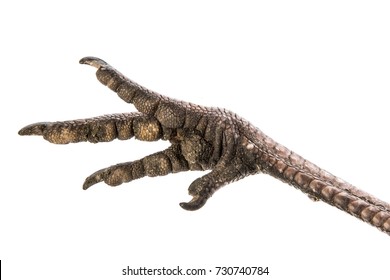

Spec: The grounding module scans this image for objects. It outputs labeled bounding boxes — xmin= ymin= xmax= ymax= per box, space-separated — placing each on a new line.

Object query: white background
xmin=1 ymin=1 xmax=390 ymax=279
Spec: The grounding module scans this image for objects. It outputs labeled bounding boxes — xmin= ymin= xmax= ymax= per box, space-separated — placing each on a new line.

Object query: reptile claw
xmin=82 ymin=180 xmax=93 ymax=190
xmin=79 ymin=56 xmax=109 ymax=68
xmin=179 ymin=195 xmax=208 ymax=211
xmin=18 ymin=122 xmax=48 ymax=136
xmin=83 ymin=171 xmax=105 ymax=190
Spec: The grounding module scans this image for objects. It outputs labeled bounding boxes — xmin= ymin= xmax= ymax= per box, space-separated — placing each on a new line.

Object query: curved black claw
xmin=179 ymin=195 xmax=208 ymax=211
xmin=79 ymin=56 xmax=109 ymax=69
xmin=18 ymin=122 xmax=49 ymax=136
xmin=83 ymin=164 xmax=129 ymax=190
xmin=179 ymin=176 xmax=216 ymax=210
xmin=82 ymin=169 xmax=106 ymax=190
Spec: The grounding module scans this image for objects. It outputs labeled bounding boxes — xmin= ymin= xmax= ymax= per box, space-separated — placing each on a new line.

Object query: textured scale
xmin=19 ymin=56 xmax=390 ymax=235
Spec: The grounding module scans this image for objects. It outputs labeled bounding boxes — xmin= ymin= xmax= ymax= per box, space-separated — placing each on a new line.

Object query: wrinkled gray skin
xmin=19 ymin=57 xmax=390 ymax=235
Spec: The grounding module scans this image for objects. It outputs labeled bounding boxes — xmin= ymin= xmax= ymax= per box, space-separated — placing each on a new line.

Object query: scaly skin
xmin=19 ymin=57 xmax=390 ymax=235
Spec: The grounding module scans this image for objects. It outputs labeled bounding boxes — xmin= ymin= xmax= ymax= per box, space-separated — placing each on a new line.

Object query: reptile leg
xmin=18 ymin=113 xmax=163 ymax=144
xmin=83 ymin=144 xmax=189 ymax=189
xmin=17 ymin=56 xmax=390 ymax=235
